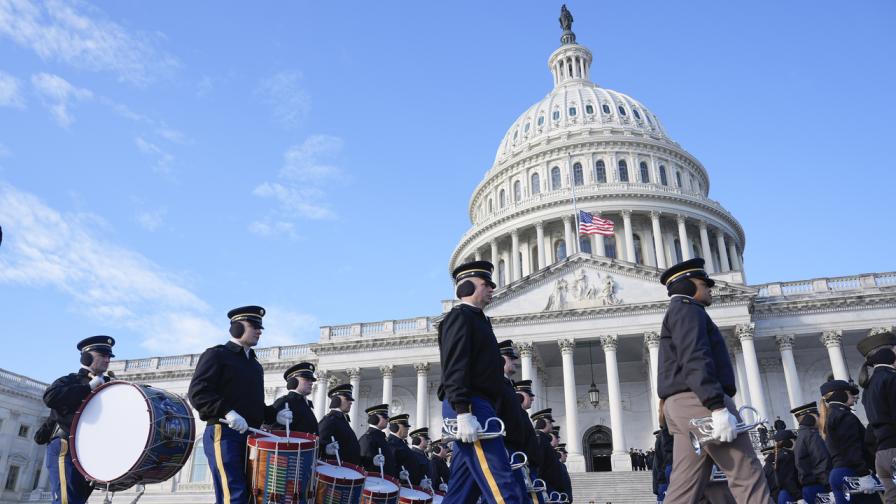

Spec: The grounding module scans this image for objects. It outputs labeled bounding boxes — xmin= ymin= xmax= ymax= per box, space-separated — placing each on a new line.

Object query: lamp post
xmin=588 ymin=341 xmax=600 ymax=408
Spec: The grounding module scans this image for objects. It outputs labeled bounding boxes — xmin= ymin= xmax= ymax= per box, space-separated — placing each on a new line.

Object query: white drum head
xmin=74 ymin=383 xmax=152 ymax=482
xmin=317 ymin=464 xmax=363 ymax=479
xmin=399 ymin=487 xmax=431 ymax=499
xmin=364 ymin=476 xmax=398 ymax=492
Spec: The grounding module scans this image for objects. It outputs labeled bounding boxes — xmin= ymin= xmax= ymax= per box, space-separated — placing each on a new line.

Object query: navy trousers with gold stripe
xmin=46 ymin=437 xmax=92 ymax=504
xmin=442 ymin=397 xmax=525 ymax=504
xmin=203 ymin=424 xmax=250 ymax=504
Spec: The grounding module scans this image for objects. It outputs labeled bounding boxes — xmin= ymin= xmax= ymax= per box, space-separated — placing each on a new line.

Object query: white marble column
xmin=622 ymin=210 xmax=636 ymax=263
xmin=644 ymin=331 xmax=661 ymax=429
xmin=737 ymin=323 xmax=769 ymax=421
xmin=380 ymin=365 xmax=394 ymax=410
xmin=536 ymin=222 xmax=546 ymax=270
xmin=699 ymin=222 xmax=714 ymax=272
xmin=821 ymin=330 xmax=850 ymax=380
xmin=518 ymin=342 xmax=534 ymax=381
xmin=677 ymin=215 xmax=691 ymax=261
xmin=558 ymin=338 xmax=581 ymax=458
xmin=511 ymin=229 xmax=521 ymax=282
xmin=348 ymin=368 xmax=362 ymax=433
xmin=474 ymin=249 xmax=482 ymax=261
xmin=415 ymin=363 xmax=430 ymax=429
xmin=716 ymin=231 xmax=730 ymax=272
xmin=728 ymin=242 xmax=741 ymax=271
xmin=490 ymin=240 xmax=498 ymax=268
xmin=650 ymin=211 xmax=666 ymax=269
xmin=726 ymin=335 xmax=751 ymax=409
xmin=562 ymin=216 xmax=574 ymax=257
xmin=314 ymin=370 xmax=329 ymax=419
xmin=600 ymin=335 xmax=631 ymax=470
xmin=775 ymin=335 xmax=803 ymax=410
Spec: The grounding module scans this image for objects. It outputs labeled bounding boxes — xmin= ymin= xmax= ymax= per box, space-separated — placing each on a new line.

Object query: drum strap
xmin=58 ymin=439 xmax=69 ymax=504
xmin=213 ymin=425 xmax=231 ymax=503
xmin=473 ymin=440 xmax=505 ymax=504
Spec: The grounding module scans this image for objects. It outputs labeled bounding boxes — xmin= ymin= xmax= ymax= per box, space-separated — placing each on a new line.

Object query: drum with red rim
xmin=313 ymin=461 xmax=367 ymax=504
xmin=361 ymin=474 xmax=400 ymax=503
xmin=398 ymin=486 xmax=432 ymax=504
xmin=246 ymin=431 xmax=318 ymax=504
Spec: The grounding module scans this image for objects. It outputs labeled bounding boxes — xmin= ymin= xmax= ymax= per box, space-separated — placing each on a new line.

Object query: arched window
xmin=573 ymin=163 xmax=584 ymax=186
xmin=618 ymin=160 xmax=629 ymax=182
xmin=552 ymin=110 xmax=560 ymax=121
xmin=531 ymin=173 xmax=541 ymax=195
xmin=595 ymin=160 xmax=607 ymax=183
xmin=674 ymin=239 xmax=683 ymax=263
xmin=604 ymin=235 xmax=617 ymax=259
xmin=659 ymin=165 xmax=668 ymax=186
xmin=639 ymin=162 xmax=650 ymax=183
xmin=488 ymin=198 xmax=493 ymax=213
xmin=551 ymin=166 xmax=562 ymax=190
xmin=579 ymin=236 xmax=592 ymax=254
xmin=524 ymin=122 xmax=530 ymax=133
xmin=585 ymin=104 xmax=594 ymax=114
xmin=633 ymin=234 xmax=644 ymax=265
xmin=633 ymin=108 xmax=642 ymax=120
xmin=617 ymin=105 xmax=627 ymax=116
xmin=569 ymin=107 xmax=577 ymax=117
xmin=555 ymin=239 xmax=567 ymax=261
xmin=602 ymin=104 xmax=611 ymax=114
xmin=498 ymin=260 xmax=506 ymax=287
xmin=675 ymin=171 xmax=683 ymax=188
xmin=513 ymin=180 xmax=522 ymax=202
xmin=537 ymin=115 xmax=545 ymax=126
xmin=499 ymin=189 xmax=506 ymax=208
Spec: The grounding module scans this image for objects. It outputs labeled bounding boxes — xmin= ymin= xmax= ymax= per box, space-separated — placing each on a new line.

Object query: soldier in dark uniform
xmin=773 ymin=430 xmax=801 ymax=504
xmin=761 ymin=446 xmax=779 ymax=502
xmin=791 ymin=401 xmax=832 ymax=504
xmin=818 ymin=379 xmax=881 ymax=503
xmin=429 ymin=439 xmax=452 ymax=492
xmin=270 ymin=362 xmax=318 ymax=435
xmin=857 ymin=330 xmax=896 ymax=503
xmin=359 ymin=403 xmax=397 ymax=478
xmin=410 ymin=428 xmax=436 ymax=487
xmin=188 ymin=306 xmax=292 ymax=504
xmin=532 ymin=408 xmax=564 ymax=498
xmin=437 ymin=260 xmax=524 ymax=502
xmin=656 ymin=258 xmax=772 ymax=504
xmin=515 ymin=379 xmax=545 ymax=504
xmin=556 ymin=444 xmax=573 ymax=502
xmin=42 ymin=336 xmax=115 ymax=504
xmin=497 ymin=341 xmax=542 ymax=501
xmin=386 ymin=414 xmax=415 ymax=485
xmin=317 ymin=383 xmax=360 ymax=465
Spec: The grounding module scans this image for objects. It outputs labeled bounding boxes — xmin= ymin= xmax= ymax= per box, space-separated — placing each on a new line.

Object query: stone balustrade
xmin=0 ymin=368 xmax=47 ymax=397
xmin=755 ymin=272 xmax=894 ymax=297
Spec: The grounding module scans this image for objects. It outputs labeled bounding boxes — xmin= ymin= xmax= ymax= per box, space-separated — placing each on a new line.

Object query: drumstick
xmin=282 ymin=404 xmax=291 ymax=439
xmin=217 ymin=418 xmax=276 ymax=437
xmin=331 ymin=436 xmax=341 ymax=467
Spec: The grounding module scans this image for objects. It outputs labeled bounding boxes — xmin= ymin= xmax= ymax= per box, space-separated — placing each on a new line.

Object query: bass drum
xmin=69 ymin=381 xmax=195 ymax=491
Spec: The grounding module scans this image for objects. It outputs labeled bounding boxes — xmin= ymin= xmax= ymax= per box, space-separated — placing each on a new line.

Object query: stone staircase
xmin=569 ymin=471 xmax=656 ymax=503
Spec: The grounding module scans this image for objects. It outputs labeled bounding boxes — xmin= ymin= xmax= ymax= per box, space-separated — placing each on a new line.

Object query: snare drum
xmin=69 ymin=381 xmax=195 ymax=492
xmin=430 ymin=491 xmax=444 ymax=504
xmin=361 ymin=474 xmax=400 ymax=503
xmin=313 ymin=461 xmax=366 ymax=504
xmin=246 ymin=431 xmax=318 ymax=504
xmin=398 ymin=486 xmax=433 ymax=504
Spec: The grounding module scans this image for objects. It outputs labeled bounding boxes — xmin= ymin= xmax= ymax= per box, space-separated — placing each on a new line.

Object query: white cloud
xmin=157 ymin=127 xmax=187 ymax=144
xmin=255 ymin=71 xmax=310 ymax=128
xmin=0 ymin=70 xmax=25 ymax=108
xmin=0 ymin=0 xmax=178 ymax=85
xmin=136 ymin=207 xmax=166 ymax=231
xmin=31 ymin=72 xmax=92 ymax=126
xmin=281 ymin=134 xmax=344 ymax=182
xmin=253 ymin=182 xmax=335 ymax=221
xmin=248 ymin=219 xmax=297 ymax=239
xmin=0 ymin=182 xmax=220 ymax=353
xmin=135 ymin=136 xmax=173 ymax=174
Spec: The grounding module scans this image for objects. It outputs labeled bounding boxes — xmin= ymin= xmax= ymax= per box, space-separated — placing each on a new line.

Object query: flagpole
xmin=568 ymin=153 xmax=582 ymax=254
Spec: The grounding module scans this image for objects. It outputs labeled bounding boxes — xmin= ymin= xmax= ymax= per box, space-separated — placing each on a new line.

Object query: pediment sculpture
xmin=544 ymin=269 xmax=622 ymax=311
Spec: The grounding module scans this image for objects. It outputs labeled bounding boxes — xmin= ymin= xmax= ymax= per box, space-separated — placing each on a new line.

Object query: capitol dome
xmin=451 ymin=17 xmax=747 ymax=287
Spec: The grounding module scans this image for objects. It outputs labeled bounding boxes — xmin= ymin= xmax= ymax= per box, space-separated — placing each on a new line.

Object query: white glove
xmin=224 ymin=410 xmax=248 ymax=433
xmin=856 ymin=474 xmax=879 ymax=493
xmin=325 ymin=441 xmax=340 ymax=456
xmin=373 ymin=454 xmax=385 ymax=468
xmin=399 ymin=467 xmax=410 ymax=483
xmin=711 ymin=408 xmax=738 ymax=443
xmin=88 ymin=374 xmax=105 ymax=390
xmin=455 ymin=412 xmax=482 ymax=443
xmin=421 ymin=476 xmax=432 ymax=490
xmin=439 ymin=483 xmax=448 ymax=492
xmin=276 ymin=409 xmax=293 ymax=426
xmin=795 ymin=500 xmax=807 ymax=504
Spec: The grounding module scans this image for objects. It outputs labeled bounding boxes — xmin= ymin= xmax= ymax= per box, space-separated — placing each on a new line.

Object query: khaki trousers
xmin=876 ymin=448 xmax=896 ymax=503
xmin=662 ymin=392 xmax=773 ymax=504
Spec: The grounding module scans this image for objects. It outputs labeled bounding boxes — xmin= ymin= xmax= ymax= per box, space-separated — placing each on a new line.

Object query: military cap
xmin=556 ymin=443 xmax=567 ymax=453
xmin=389 ymin=413 xmax=410 ymax=426
xmin=857 ymin=330 xmax=896 ymax=357
xmin=514 ymin=379 xmax=534 ymax=396
xmin=760 ymin=446 xmax=775 ymax=455
xmin=228 ymin=305 xmax=265 ymax=328
xmin=773 ymin=430 xmax=796 ymax=443
xmin=452 ymin=260 xmax=496 ymax=288
xmin=652 ymin=429 xmax=661 ymax=436
xmin=820 ymin=379 xmax=859 ymax=396
xmin=498 ymin=340 xmax=519 ymax=359
xmin=284 ymin=362 xmax=316 ymax=381
xmin=789 ymin=401 xmax=818 ymax=417
xmin=659 ymin=258 xmax=715 ymax=288
xmin=531 ymin=408 xmax=554 ymax=422
xmin=327 ymin=383 xmax=354 ymax=400
xmin=409 ymin=427 xmax=429 ymax=439
xmin=77 ymin=335 xmax=116 ymax=357
xmin=365 ymin=403 xmax=389 ymax=416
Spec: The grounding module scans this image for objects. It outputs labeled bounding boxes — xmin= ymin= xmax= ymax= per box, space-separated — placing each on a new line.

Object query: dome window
xmin=513 ymin=180 xmax=522 ymax=203
xmin=618 ymin=160 xmax=629 ymax=182
xmin=659 ymin=165 xmax=668 ymax=186
xmin=586 ymin=104 xmax=594 ymax=115
xmin=524 ymin=122 xmax=531 ymax=133
xmin=513 ymin=129 xmax=518 ymax=140
xmin=595 ymin=160 xmax=607 ymax=183
xmin=551 ymin=166 xmax=562 ymax=190
xmin=499 ymin=189 xmax=506 ymax=208
xmin=537 ymin=115 xmax=545 ymax=126
xmin=488 ymin=198 xmax=493 ymax=213
xmin=633 ymin=109 xmax=642 ymax=120
xmin=573 ymin=162 xmax=584 ymax=186
xmin=617 ymin=105 xmax=627 ymax=116
xmin=639 ymin=161 xmax=650 ymax=183
xmin=569 ymin=107 xmax=577 ymax=117
xmin=675 ymin=171 xmax=683 ymax=188
xmin=602 ymin=104 xmax=611 ymax=114
xmin=552 ymin=110 xmax=561 ymax=121
xmin=531 ymin=173 xmax=541 ymax=195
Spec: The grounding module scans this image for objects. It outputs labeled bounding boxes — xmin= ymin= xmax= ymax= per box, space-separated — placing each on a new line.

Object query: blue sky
xmin=0 ymin=1 xmax=893 ymax=382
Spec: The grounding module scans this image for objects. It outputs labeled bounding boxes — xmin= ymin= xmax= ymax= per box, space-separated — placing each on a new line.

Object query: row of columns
xmin=466 ymin=211 xmax=742 ymax=286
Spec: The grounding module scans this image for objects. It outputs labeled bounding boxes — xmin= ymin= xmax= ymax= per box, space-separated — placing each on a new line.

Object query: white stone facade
xmin=0 ymin=370 xmax=50 ymax=504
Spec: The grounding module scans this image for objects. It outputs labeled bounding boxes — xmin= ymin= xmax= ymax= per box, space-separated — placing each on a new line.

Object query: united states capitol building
xmin=3 ymin=12 xmax=895 ymax=504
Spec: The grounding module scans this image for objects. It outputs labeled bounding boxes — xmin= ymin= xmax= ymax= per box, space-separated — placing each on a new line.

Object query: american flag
xmin=579 ymin=211 xmax=615 ymax=236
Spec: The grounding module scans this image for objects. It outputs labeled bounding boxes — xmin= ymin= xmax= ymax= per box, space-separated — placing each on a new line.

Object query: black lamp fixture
xmin=588 ymin=341 xmax=600 ymax=408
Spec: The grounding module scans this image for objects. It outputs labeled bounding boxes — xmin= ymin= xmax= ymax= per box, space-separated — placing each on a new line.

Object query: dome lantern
xmin=550 ymin=5 xmax=593 ymax=87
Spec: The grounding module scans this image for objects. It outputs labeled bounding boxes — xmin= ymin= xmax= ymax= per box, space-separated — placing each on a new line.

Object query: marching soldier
xmin=188 ymin=306 xmax=292 ymax=504
xmin=318 ymin=383 xmax=360 ymax=465
xmin=410 ymin=427 xmax=436 ymax=487
xmin=270 ymin=362 xmax=318 ymax=434
xmin=656 ymin=259 xmax=772 ymax=503
xmin=761 ymin=446 xmax=779 ymax=502
xmin=387 ymin=414 xmax=415 ymax=485
xmin=556 ymin=444 xmax=573 ymax=502
xmin=791 ymin=401 xmax=832 ymax=504
xmin=437 ymin=260 xmax=524 ymax=502
xmin=359 ymin=403 xmax=397 ymax=477
xmin=497 ymin=341 xmax=542 ymax=500
xmin=430 ymin=439 xmax=452 ymax=491
xmin=515 ymin=378 xmax=545 ymax=503
xmin=42 ymin=336 xmax=116 ymax=504
xmin=532 ymin=408 xmax=564 ymax=497
xmin=857 ymin=330 xmax=896 ymax=503
xmin=773 ymin=430 xmax=802 ymax=504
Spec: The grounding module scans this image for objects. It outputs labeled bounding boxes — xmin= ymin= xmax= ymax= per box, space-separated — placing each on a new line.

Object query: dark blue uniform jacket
xmin=863 ymin=366 xmax=896 ymax=450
